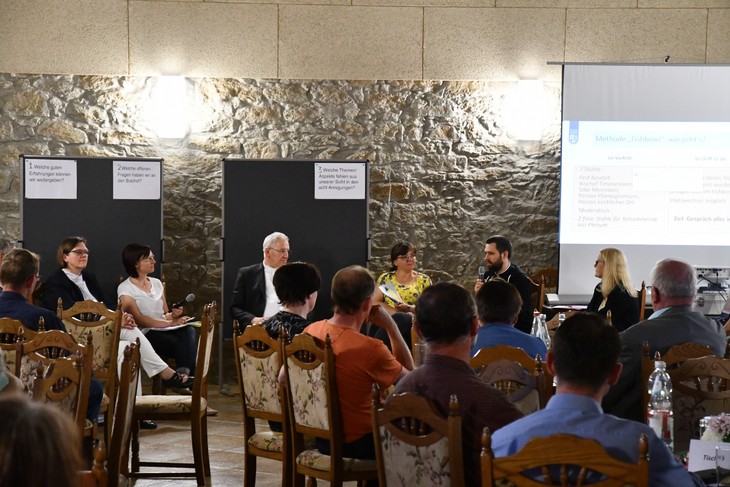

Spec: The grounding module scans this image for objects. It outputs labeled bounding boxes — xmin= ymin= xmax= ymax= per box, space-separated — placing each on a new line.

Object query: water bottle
xmin=647 ymin=359 xmax=674 ymax=450
xmin=531 ymin=309 xmax=540 ymax=336
xmin=536 ymin=313 xmax=551 ymax=349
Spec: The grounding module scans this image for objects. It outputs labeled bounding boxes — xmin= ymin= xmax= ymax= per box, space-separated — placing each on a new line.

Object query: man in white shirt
xmin=230 ymin=232 xmax=290 ymax=328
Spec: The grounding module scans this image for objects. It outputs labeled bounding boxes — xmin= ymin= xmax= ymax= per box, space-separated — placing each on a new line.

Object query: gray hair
xmin=650 ymin=259 xmax=696 ymax=299
xmin=0 ymin=238 xmax=15 ymax=255
xmin=262 ymin=232 xmax=289 ymax=253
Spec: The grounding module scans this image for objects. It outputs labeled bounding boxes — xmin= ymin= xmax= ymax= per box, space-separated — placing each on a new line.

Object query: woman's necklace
xmin=133 ymin=277 xmax=151 ymax=291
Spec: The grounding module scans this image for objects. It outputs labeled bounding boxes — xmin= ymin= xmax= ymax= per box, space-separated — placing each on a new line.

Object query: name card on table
xmin=687 ymin=439 xmax=730 ymax=471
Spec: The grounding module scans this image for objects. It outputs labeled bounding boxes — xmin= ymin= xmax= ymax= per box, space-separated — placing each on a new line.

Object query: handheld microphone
xmin=172 ymin=293 xmax=195 ymax=309
xmin=478 ymin=265 xmax=486 ymax=280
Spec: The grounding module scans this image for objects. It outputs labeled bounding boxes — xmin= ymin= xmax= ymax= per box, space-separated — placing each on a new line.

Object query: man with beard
xmin=474 ymin=235 xmax=533 ymax=333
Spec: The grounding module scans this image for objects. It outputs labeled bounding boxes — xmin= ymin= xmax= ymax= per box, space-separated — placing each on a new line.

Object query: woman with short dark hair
xmin=260 ymin=261 xmax=320 ymax=339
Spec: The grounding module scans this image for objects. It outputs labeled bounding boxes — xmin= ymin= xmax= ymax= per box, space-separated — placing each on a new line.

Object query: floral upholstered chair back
xmin=236 ymin=324 xmax=282 ymax=417
xmin=59 ymin=299 xmax=122 ymax=385
xmin=285 ymin=334 xmax=330 ymax=431
xmin=371 ymin=388 xmax=464 ymax=487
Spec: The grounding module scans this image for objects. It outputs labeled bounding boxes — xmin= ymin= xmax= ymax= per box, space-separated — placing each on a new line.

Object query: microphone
xmin=172 ymin=293 xmax=195 ymax=309
xmin=478 ymin=265 xmax=486 ymax=280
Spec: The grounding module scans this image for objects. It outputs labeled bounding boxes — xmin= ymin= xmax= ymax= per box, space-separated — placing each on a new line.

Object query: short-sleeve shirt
xmin=304 ymin=320 xmax=403 ymax=443
xmin=117 ymin=277 xmax=166 ymax=329
xmin=376 ymin=271 xmax=432 ymax=307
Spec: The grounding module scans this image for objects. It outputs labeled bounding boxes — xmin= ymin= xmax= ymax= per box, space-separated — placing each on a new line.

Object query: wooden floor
xmin=130 ymin=385 xmax=352 ymax=486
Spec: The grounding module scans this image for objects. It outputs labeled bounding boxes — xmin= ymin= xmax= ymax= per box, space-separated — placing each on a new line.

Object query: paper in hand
xmin=379 ymin=282 xmax=404 ymax=305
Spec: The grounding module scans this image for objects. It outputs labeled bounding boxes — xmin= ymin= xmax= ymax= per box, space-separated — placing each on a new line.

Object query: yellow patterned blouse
xmin=376 ymin=271 xmax=432 ymax=308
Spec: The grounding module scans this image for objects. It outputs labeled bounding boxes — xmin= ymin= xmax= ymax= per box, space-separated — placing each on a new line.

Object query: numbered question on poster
xmin=314 ymin=163 xmax=366 ymax=200
xmin=113 ymin=161 xmax=161 ymax=200
xmin=24 ymin=159 xmax=77 ymax=199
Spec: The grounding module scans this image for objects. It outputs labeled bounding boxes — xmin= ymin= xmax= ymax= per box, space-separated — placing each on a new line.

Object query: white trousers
xmin=118 ymin=327 xmax=170 ymax=396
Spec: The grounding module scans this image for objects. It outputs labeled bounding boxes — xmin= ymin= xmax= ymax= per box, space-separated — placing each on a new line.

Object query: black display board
xmin=222 ymin=159 xmax=370 ymax=337
xmin=20 ymin=155 xmax=163 ymax=308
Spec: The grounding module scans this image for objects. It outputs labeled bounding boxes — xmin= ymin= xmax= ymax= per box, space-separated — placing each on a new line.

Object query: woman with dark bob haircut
xmin=260 ymin=261 xmax=321 ymax=339
xmin=118 ymin=243 xmax=197 ymax=379
xmin=0 ymin=395 xmax=83 ymax=487
xmin=42 ymin=236 xmax=193 ymax=391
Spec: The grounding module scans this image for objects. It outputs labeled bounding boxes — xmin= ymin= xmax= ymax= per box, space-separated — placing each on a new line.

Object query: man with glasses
xmin=231 ymin=231 xmax=290 ymax=328
xmin=0 ymin=248 xmax=65 ymax=331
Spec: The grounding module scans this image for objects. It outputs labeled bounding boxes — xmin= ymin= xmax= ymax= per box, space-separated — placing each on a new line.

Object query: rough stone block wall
xmin=0 ymin=73 xmax=561 ymax=316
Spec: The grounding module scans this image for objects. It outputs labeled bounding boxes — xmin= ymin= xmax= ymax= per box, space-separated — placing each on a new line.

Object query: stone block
xmin=708 ymin=9 xmax=730 ymax=63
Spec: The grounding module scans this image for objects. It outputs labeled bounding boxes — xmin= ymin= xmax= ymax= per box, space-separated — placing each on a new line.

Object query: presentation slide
xmin=558 ymin=64 xmax=730 ymax=297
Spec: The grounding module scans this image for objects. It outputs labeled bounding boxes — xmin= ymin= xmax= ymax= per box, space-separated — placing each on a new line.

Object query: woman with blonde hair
xmin=587 ymin=248 xmax=640 ymax=332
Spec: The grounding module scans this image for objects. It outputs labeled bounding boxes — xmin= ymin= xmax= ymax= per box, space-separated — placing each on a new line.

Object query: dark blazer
xmin=586 ymin=283 xmax=640 ymax=332
xmin=0 ymin=290 xmax=66 ymax=331
xmin=602 ymin=305 xmax=727 ymax=422
xmin=230 ymin=263 xmax=266 ymax=328
xmin=41 ymin=268 xmax=106 ymax=312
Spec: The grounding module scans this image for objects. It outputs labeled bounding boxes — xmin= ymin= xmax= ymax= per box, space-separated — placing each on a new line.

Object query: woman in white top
xmin=42 ymin=237 xmax=193 ymax=390
xmin=118 ymin=243 xmax=197 ymax=377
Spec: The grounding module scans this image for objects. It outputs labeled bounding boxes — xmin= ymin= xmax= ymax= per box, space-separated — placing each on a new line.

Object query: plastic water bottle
xmin=536 ymin=314 xmax=551 ymax=349
xmin=647 ymin=359 xmax=674 ymax=450
xmin=531 ymin=310 xmax=540 ymax=336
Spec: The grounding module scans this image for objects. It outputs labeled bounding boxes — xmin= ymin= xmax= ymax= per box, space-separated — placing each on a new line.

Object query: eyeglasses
xmin=594 ymin=260 xmax=605 ymax=266
xmin=140 ymin=254 xmax=155 ymax=262
xmin=35 ymin=274 xmax=43 ymax=281
xmin=397 ymin=253 xmax=417 ymax=261
xmin=68 ymin=249 xmax=90 ymax=255
xmin=268 ymin=248 xmax=290 ymax=254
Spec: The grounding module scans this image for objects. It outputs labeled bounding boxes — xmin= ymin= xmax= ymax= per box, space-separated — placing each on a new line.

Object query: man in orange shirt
xmin=304 ymin=265 xmax=414 ymax=459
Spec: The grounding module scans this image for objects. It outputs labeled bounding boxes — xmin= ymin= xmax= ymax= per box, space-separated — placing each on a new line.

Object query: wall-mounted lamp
xmin=506 ymin=79 xmax=545 ymax=142
xmin=151 ymin=76 xmax=188 ymax=139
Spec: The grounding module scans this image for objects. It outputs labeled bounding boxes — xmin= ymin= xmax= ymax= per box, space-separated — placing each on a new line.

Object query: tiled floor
xmin=130 ymin=385 xmax=284 ymax=487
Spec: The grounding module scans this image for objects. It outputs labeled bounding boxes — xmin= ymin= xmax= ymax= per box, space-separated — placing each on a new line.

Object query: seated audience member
xmin=393 ymin=282 xmax=522 ymax=486
xmin=0 ymin=248 xmax=66 ymax=331
xmin=0 ymin=395 xmax=83 ymax=487
xmin=231 ymin=231 xmax=290 ymax=328
xmin=603 ymin=258 xmax=726 ymax=421
xmin=118 ymin=243 xmax=197 ymax=380
xmin=304 ymin=265 xmax=414 ymax=459
xmin=261 ymin=261 xmax=320 ymax=339
xmin=372 ymin=241 xmax=432 ymax=349
xmin=491 ymin=312 xmax=700 ymax=487
xmin=472 ymin=278 xmax=547 ymax=360
xmin=474 ymin=235 xmax=533 ymax=333
xmin=587 ymin=248 xmax=640 ymax=332
xmin=0 ymin=248 xmax=102 ymax=422
xmin=42 ymin=237 xmax=192 ymax=392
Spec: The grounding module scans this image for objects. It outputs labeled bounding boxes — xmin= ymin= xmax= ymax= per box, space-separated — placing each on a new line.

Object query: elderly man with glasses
xmin=230 ymin=231 xmax=290 ymax=329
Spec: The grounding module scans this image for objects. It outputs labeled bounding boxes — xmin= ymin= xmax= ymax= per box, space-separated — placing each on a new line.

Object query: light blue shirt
xmin=472 ymin=322 xmax=548 ymax=360
xmin=491 ymin=393 xmax=698 ymax=487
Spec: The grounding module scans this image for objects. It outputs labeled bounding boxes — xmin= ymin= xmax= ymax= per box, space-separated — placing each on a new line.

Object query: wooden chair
xmin=0 ymin=317 xmax=32 ymax=376
xmin=233 ymin=322 xmax=290 ymax=487
xmin=131 ymin=301 xmax=217 ymax=486
xmin=470 ymin=345 xmax=554 ymax=412
xmin=282 ymin=332 xmax=378 ymax=487
xmin=529 ymin=275 xmax=546 ymax=313
xmin=640 ymin=341 xmax=714 ymax=423
xmin=669 ymin=355 xmax=730 ymax=451
xmin=638 ymin=281 xmax=647 ymax=321
xmin=371 ymin=386 xmax=464 ymax=487
xmin=31 ymin=350 xmax=93 ymax=444
xmin=530 ymin=268 xmax=558 ymax=293
xmin=481 ymin=428 xmax=649 ymax=487
xmin=108 ymin=340 xmax=141 ymax=487
xmin=59 ymin=299 xmax=123 ymax=446
xmin=79 ymin=442 xmax=109 ymax=487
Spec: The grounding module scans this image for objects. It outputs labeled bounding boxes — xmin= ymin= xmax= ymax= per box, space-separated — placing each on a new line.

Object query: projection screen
xmin=558 ymin=64 xmax=730 ymax=300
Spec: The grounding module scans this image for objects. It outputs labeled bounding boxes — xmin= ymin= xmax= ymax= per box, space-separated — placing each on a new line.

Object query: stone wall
xmin=0 ymin=73 xmax=561 ymax=316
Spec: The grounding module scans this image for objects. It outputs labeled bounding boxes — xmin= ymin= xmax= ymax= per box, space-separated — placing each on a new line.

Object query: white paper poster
xmin=113 ymin=161 xmax=161 ymax=200
xmin=24 ymin=158 xmax=77 ymax=199
xmin=314 ymin=162 xmax=366 ymax=200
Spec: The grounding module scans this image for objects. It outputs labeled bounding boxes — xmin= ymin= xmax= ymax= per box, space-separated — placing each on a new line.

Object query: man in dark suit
xmin=230 ymin=231 xmax=290 ymax=328
xmin=602 ymin=258 xmax=727 ymax=422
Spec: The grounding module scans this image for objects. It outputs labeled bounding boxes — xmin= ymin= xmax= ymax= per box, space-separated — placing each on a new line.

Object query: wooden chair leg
xmin=201 ymin=416 xmax=211 ymax=477
xmin=191 ymin=415 xmax=206 ymax=486
xmin=244 ymin=452 xmax=256 ymax=487
xmin=131 ymin=420 xmax=140 ymax=473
